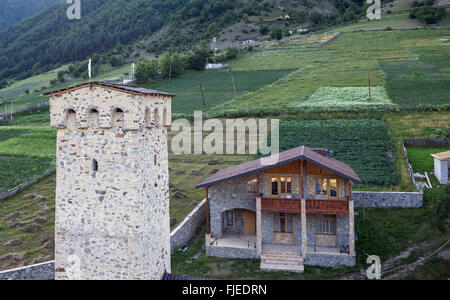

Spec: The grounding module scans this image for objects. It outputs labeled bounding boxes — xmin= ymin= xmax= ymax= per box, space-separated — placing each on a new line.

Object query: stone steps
xmin=260 ymin=250 xmax=304 ymax=273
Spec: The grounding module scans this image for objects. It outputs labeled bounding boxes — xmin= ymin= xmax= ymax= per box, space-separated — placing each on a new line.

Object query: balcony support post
xmin=349 ymin=181 xmax=355 ymax=256
xmin=256 ymin=197 xmax=262 ymax=257
xmin=301 ymin=198 xmax=307 ymax=258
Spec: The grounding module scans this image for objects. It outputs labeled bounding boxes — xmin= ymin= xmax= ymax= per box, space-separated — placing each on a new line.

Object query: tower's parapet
xmin=47 ymin=82 xmax=173 ymax=130
xmin=46 ymin=82 xmax=175 ymax=280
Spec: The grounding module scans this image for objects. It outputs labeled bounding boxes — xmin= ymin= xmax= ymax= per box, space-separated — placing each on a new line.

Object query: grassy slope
xmin=150 ymin=69 xmax=293 ymax=115
xmin=212 ymin=29 xmax=450 ymax=113
xmin=406 ymin=146 xmax=450 ymax=173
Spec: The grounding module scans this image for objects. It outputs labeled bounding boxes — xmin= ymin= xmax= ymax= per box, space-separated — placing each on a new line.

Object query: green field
xmin=0 ymin=127 xmax=56 ymax=193
xmin=279 ymin=119 xmax=398 ymax=187
xmin=151 ymin=69 xmax=293 ymax=115
xmin=211 ymin=29 xmax=450 ymax=113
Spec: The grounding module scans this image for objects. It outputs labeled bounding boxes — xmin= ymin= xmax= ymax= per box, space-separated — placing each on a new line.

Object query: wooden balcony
xmin=261 ymin=198 xmax=349 ymax=215
xmin=261 ymin=198 xmax=301 ymax=213
xmin=306 ymin=199 xmax=349 ymax=215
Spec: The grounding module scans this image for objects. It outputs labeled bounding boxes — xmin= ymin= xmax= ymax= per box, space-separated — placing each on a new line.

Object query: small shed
xmin=431 ymin=150 xmax=450 ymax=184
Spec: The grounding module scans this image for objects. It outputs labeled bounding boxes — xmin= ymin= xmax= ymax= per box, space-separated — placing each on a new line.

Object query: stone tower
xmin=46 ymin=82 xmax=174 ymax=280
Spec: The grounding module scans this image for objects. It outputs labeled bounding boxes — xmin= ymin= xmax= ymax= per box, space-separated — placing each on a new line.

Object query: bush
xmin=270 ymin=28 xmax=283 ymax=40
xmin=260 ymin=26 xmax=269 ymax=35
xmin=410 ymin=6 xmax=446 ymax=24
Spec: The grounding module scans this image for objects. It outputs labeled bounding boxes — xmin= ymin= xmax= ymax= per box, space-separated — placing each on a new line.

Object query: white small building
xmin=205 ymin=63 xmax=225 ymax=70
xmin=431 ymin=150 xmax=450 ymax=185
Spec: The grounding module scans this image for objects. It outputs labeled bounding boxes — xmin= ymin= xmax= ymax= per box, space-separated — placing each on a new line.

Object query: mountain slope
xmin=0 ymin=0 xmax=374 ymax=81
xmin=0 ymin=0 xmax=61 ymax=30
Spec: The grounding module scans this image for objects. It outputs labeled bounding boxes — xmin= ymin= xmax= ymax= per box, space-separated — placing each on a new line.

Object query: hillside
xmin=0 ymin=0 xmax=382 ymax=82
xmin=0 ymin=0 xmax=61 ymax=31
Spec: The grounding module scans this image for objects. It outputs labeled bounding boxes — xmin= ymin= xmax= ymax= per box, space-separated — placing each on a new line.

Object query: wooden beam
xmin=349 ymin=180 xmax=352 ymax=202
xmin=205 ymin=187 xmax=210 ymax=235
xmin=300 ymin=159 xmax=304 ymax=199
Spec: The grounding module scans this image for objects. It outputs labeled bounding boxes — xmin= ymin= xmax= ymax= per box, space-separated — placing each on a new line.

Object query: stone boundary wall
xmin=206 ymin=245 xmax=259 ymax=259
xmin=353 ymin=192 xmax=423 ymax=208
xmin=0 ymin=167 xmax=56 ymax=201
xmin=0 ymin=261 xmax=54 ymax=280
xmin=170 ymin=199 xmax=206 ymax=253
xmin=0 ymin=101 xmax=49 ymax=122
xmin=305 ymin=254 xmax=355 ymax=267
xmin=403 ymin=138 xmax=450 ymax=147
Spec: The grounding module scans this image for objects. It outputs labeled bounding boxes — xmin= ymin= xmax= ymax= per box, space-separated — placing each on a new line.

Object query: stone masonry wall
xmin=50 ymin=86 xmax=172 ymax=280
xmin=353 ymin=192 xmax=423 ymax=208
xmin=209 ymin=175 xmax=257 ymax=239
xmin=0 ymin=261 xmax=55 ymax=280
xmin=170 ymin=199 xmax=206 ymax=253
xmin=206 ymin=246 xmax=259 ymax=259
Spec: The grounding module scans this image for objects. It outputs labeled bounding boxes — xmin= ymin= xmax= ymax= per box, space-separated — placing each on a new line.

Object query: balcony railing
xmin=306 ymin=199 xmax=349 ymax=215
xmin=261 ymin=198 xmax=349 ymax=215
xmin=261 ymin=198 xmax=301 ymax=213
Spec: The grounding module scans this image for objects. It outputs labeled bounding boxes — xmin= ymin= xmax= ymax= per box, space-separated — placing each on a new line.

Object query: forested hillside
xmin=0 ymin=0 xmax=384 ymax=81
xmin=0 ymin=0 xmax=61 ymax=30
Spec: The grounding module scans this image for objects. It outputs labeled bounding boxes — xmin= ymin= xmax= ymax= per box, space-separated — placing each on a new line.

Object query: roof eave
xmin=196 ymin=155 xmax=362 ymax=189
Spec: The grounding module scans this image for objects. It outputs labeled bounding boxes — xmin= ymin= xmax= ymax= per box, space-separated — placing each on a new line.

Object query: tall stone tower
xmin=46 ymin=82 xmax=174 ymax=280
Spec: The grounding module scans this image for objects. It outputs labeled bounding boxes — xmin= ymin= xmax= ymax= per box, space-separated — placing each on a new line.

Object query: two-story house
xmin=196 ymin=146 xmax=361 ymax=272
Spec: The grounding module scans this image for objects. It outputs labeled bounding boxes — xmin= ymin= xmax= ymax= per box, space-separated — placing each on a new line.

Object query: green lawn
xmin=406 ymin=146 xmax=450 ymax=174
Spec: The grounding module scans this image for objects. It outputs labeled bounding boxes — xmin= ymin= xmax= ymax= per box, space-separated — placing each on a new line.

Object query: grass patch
xmin=0 ymin=127 xmax=56 ymax=159
xmin=0 ymin=174 xmax=56 ymax=270
xmin=406 ymin=146 xmax=450 ymax=174
xmin=300 ymin=87 xmax=393 ymax=108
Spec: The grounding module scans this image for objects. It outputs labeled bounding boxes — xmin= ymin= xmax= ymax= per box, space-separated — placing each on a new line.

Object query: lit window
xmin=316 ymin=177 xmax=339 ymax=199
xmin=271 ymin=176 xmax=293 ymax=195
xmin=247 ymin=178 xmax=258 ymax=193
xmin=271 ymin=178 xmax=279 ymax=195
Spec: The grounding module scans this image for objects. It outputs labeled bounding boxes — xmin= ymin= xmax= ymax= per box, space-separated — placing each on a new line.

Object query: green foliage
xmin=160 ymin=53 xmax=185 ymax=79
xmin=186 ymin=41 xmax=212 ymax=71
xmin=135 ymin=59 xmax=160 ymax=84
xmin=0 ymin=0 xmax=60 ymax=30
xmin=278 ymin=119 xmax=399 ymax=187
xmin=271 ymin=28 xmax=283 ymax=40
xmin=259 ymin=26 xmax=269 ymax=35
xmin=410 ymin=6 xmax=446 ymax=24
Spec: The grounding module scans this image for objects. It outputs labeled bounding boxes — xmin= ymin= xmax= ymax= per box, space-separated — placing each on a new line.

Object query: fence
xmin=0 ymin=167 xmax=56 ymax=201
xmin=0 ymin=101 xmax=49 ymax=122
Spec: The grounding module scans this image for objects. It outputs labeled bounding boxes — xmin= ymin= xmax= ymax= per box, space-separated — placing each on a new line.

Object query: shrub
xmin=410 ymin=6 xmax=446 ymax=24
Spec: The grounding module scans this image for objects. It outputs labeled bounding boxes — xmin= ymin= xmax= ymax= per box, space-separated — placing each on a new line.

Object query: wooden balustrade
xmin=261 ymin=198 xmax=301 ymax=213
xmin=306 ymin=199 xmax=349 ymax=215
xmin=261 ymin=198 xmax=349 ymax=215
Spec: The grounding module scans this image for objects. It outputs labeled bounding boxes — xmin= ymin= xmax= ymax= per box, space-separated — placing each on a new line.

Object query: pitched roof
xmin=196 ymin=146 xmax=361 ymax=188
xmin=431 ymin=150 xmax=450 ymax=161
xmin=44 ymin=82 xmax=176 ymax=97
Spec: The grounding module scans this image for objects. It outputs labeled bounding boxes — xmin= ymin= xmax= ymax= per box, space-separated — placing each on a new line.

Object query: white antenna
xmin=88 ymin=58 xmax=92 ymax=81
xmin=131 ymin=63 xmax=135 ymax=79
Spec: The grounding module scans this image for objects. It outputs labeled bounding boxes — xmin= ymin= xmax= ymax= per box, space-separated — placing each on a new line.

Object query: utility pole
xmin=368 ymin=73 xmax=372 ymax=102
xmin=199 ymin=81 xmax=207 ymax=111
xmin=229 ymin=67 xmax=238 ymax=98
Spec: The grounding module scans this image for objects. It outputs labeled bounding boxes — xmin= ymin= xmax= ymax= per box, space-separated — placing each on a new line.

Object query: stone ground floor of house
xmin=205 ymin=205 xmax=355 ymax=272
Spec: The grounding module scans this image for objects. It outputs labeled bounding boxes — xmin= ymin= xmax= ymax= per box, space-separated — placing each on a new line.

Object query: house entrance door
xmin=244 ymin=210 xmax=256 ymax=234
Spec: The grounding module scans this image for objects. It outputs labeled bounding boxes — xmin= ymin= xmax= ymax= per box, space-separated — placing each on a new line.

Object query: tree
xmin=57 ymin=70 xmax=66 ymax=83
xmin=260 ymin=26 xmax=269 ymax=35
xmin=271 ymin=27 xmax=283 ymax=40
xmin=135 ymin=59 xmax=159 ymax=84
xmin=410 ymin=6 xmax=445 ymax=24
xmin=187 ymin=40 xmax=212 ymax=71
xmin=160 ymin=53 xmax=184 ymax=79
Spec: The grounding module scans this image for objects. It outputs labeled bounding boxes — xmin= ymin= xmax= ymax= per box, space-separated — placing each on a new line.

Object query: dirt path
xmin=340 ymin=237 xmax=450 ymax=280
